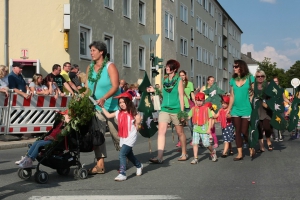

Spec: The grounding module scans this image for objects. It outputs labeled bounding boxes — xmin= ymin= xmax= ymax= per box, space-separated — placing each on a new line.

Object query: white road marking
xmin=29 ymin=195 xmax=181 ymax=200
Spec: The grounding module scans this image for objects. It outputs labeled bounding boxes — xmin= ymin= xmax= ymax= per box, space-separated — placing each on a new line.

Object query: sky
xmin=218 ymin=0 xmax=300 ymax=71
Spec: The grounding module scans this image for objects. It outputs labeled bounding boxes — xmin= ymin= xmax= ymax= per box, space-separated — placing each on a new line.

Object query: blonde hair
xmin=255 ymin=69 xmax=266 ymax=79
xmin=32 ymin=73 xmax=43 ymax=85
xmin=0 ymin=65 xmax=9 ymax=79
xmin=78 ymin=72 xmax=87 ymax=85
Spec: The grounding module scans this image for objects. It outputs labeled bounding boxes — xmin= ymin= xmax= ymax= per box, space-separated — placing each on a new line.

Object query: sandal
xmin=88 ymin=165 xmax=105 ymax=175
xmin=268 ymin=145 xmax=273 ymax=151
xmin=149 ymin=157 xmax=163 ymax=164
xmin=257 ymin=149 xmax=265 ymax=153
xmin=178 ymin=154 xmax=189 ymax=161
xmin=221 ymin=154 xmax=227 ymax=158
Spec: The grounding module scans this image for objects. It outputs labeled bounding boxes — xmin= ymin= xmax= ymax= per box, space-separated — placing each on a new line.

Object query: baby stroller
xmin=17 ymin=118 xmax=94 ymax=184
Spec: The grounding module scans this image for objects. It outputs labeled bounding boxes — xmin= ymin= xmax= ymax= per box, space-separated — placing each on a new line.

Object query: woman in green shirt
xmin=227 ymin=60 xmax=255 ymax=161
xmin=148 ymin=59 xmax=188 ymax=163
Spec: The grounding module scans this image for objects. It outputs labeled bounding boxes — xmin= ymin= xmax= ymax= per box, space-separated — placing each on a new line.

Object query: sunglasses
xmin=256 ymin=75 xmax=265 ymax=78
xmin=233 ymin=65 xmax=239 ymax=69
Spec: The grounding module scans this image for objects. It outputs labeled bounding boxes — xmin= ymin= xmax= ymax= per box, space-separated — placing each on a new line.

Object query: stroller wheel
xmin=57 ymin=168 xmax=70 ymax=176
xmin=17 ymin=168 xmax=32 ymax=180
xmin=78 ymin=168 xmax=88 ymax=179
xmin=34 ymin=171 xmax=49 ymax=184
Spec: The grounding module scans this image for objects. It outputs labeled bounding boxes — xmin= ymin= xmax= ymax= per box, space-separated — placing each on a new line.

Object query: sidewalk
xmin=0 ymin=132 xmax=112 ymax=150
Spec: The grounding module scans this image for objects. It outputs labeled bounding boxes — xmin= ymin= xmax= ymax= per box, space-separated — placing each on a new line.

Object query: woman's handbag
xmin=153 ymin=95 xmax=161 ymax=111
xmin=89 ymin=115 xmax=106 ymax=146
xmin=184 ymin=92 xmax=195 ymax=109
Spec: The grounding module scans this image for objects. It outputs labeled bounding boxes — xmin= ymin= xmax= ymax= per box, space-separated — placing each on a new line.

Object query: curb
xmin=0 ymin=132 xmax=112 ymax=151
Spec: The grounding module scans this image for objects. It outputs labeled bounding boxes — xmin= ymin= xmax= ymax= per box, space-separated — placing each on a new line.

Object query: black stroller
xmin=17 ymin=119 xmax=94 ymax=184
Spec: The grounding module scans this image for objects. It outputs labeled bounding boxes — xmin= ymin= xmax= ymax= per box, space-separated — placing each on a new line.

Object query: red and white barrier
xmin=0 ymin=93 xmax=10 ymax=134
xmin=0 ymin=92 xmax=72 ymax=134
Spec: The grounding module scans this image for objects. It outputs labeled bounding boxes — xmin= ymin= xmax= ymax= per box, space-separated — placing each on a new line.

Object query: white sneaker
xmin=114 ymin=174 xmax=127 ymax=181
xmin=211 ymin=149 xmax=217 ymax=162
xmin=19 ymin=157 xmax=33 ymax=168
xmin=136 ymin=164 xmax=143 ymax=176
xmin=15 ymin=156 xmax=26 ymax=165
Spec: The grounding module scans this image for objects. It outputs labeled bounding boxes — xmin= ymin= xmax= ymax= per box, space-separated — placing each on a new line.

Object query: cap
xmin=12 ymin=62 xmax=23 ymax=68
xmin=221 ymin=95 xmax=230 ymax=104
xmin=114 ymin=92 xmax=132 ymax=101
xmin=55 ymin=109 xmax=68 ymax=115
xmin=195 ymin=92 xmax=205 ymax=101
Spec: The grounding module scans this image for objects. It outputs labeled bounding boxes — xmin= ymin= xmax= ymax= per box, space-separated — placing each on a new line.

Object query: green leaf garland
xmin=88 ymin=56 xmax=108 ymax=83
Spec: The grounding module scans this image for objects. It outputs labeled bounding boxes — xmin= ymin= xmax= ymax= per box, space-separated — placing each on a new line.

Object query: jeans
xmin=27 ymin=140 xmax=52 ymax=160
xmin=119 ymin=144 xmax=141 ymax=176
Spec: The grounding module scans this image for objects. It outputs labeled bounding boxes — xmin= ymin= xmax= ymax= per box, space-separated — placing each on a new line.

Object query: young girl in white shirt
xmin=101 ymin=92 xmax=143 ymax=181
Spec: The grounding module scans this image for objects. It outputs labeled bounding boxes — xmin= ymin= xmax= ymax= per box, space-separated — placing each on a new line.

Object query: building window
xmin=165 ymin=12 xmax=174 ymax=40
xmin=196 ymin=75 xmax=202 ymax=89
xmin=104 ymin=0 xmax=114 ymax=10
xmin=196 ymin=16 xmax=202 ymax=33
xmin=123 ymin=41 xmax=131 ymax=67
xmin=104 ymin=34 xmax=114 ymax=61
xmin=139 ymin=46 xmax=145 ymax=70
xmin=191 ymin=27 xmax=194 ymax=47
xmin=180 ymin=3 xmax=188 ymax=24
xmin=79 ymin=24 xmax=92 ymax=60
xmin=123 ymin=0 xmax=131 ymax=18
xmin=190 ymin=58 xmax=194 ymax=78
xmin=191 ymin=0 xmax=194 ymax=17
xmin=196 ymin=46 xmax=202 ymax=61
xmin=218 ymin=57 xmax=222 ymax=69
xmin=139 ymin=1 xmax=145 ymax=25
xmin=180 ymin=37 xmax=188 ymax=56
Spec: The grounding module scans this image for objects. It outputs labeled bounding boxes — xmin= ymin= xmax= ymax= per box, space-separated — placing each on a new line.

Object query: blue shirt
xmin=8 ymin=71 xmax=27 ymax=92
xmin=88 ymin=62 xmax=120 ymax=112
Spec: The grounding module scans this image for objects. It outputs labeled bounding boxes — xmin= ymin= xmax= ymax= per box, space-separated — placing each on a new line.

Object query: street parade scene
xmin=1 ymin=0 xmax=300 ymax=200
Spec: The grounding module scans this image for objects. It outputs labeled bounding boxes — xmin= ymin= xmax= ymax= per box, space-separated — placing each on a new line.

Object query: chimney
xmin=247 ymin=52 xmax=252 ymax=58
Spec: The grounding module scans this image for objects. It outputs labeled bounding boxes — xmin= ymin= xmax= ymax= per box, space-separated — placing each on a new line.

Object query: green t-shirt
xmin=184 ymin=81 xmax=194 ymax=108
xmin=188 ymin=107 xmax=213 ymax=133
xmin=229 ymin=75 xmax=255 ymax=116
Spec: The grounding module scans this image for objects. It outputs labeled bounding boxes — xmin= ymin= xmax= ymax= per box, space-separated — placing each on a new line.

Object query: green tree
xmin=257 ymin=57 xmax=289 ymax=88
xmin=286 ymin=60 xmax=300 ymax=88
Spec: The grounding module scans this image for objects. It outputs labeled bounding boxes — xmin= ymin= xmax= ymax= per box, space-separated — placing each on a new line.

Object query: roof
xmin=241 ymin=53 xmax=259 ymax=65
xmin=215 ymin=0 xmax=243 ymax=33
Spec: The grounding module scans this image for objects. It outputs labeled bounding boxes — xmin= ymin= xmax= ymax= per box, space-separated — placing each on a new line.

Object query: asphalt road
xmin=1 ymin=125 xmax=300 ymax=200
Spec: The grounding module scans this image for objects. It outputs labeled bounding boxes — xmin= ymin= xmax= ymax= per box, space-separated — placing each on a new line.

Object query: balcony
xmin=223 ymin=26 xmax=227 ymax=38
xmin=223 ymin=49 xmax=227 ymax=59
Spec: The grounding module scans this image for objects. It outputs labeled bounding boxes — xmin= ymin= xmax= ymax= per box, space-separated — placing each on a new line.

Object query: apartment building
xmin=0 ymin=0 xmax=241 ymax=90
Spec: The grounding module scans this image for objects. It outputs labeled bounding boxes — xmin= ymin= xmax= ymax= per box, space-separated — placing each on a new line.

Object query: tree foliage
xmin=257 ymin=57 xmax=290 ymax=88
xmin=285 ymin=61 xmax=300 ymax=88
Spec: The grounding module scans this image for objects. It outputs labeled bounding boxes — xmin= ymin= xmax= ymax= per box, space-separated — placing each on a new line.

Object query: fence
xmin=0 ymin=91 xmax=71 ymax=135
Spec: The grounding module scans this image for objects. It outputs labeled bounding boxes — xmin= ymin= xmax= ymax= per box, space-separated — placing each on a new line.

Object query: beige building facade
xmin=1 ymin=0 xmax=241 ymax=90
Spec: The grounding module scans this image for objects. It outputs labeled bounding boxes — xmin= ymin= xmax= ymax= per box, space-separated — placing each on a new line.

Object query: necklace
xmin=88 ymin=56 xmax=108 ymax=83
xmin=235 ymin=73 xmax=250 ymax=81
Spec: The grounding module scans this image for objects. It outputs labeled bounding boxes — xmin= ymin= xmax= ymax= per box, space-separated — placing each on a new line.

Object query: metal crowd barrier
xmin=0 ymin=91 xmax=71 ymax=135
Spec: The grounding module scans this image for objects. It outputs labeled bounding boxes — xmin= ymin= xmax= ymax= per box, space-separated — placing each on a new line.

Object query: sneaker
xmin=190 ymin=158 xmax=198 ymax=164
xmin=19 ymin=157 xmax=33 ymax=168
xmin=274 ymin=137 xmax=278 ymax=142
xmin=279 ymin=137 xmax=283 ymax=142
xmin=175 ymin=141 xmax=181 ymax=147
xmin=114 ymin=174 xmax=127 ymax=181
xmin=211 ymin=149 xmax=217 ymax=162
xmin=213 ymin=144 xmax=218 ymax=148
xmin=136 ymin=164 xmax=143 ymax=176
xmin=15 ymin=156 xmax=26 ymax=165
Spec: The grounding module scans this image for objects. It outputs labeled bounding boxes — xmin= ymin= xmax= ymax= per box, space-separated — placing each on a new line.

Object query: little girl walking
xmin=101 ymin=92 xmax=143 ymax=181
xmin=214 ymin=95 xmax=234 ymax=157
